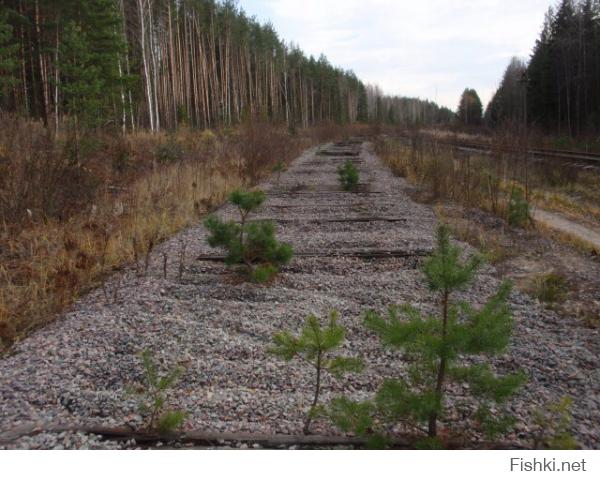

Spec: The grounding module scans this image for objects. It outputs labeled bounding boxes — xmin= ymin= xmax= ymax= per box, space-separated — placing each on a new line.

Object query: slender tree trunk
xmin=428 ymin=288 xmax=449 ymax=438
xmin=304 ymin=353 xmax=322 ymax=435
xmin=34 ymin=0 xmax=50 ymax=126
xmin=138 ymin=0 xmax=155 ymax=132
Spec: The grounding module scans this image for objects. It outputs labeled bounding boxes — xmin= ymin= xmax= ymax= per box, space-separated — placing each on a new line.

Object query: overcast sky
xmin=239 ymin=0 xmax=552 ymax=110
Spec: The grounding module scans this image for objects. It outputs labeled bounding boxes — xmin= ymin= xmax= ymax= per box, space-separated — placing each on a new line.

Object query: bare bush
xmin=0 ymin=116 xmax=339 ymax=348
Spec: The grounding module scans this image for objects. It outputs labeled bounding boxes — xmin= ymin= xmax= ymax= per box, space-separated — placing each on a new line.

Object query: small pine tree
xmin=532 ymin=397 xmax=578 ymax=449
xmin=269 ymin=310 xmax=364 ymax=434
xmin=337 ymin=160 xmax=359 ymax=191
xmin=134 ymin=350 xmax=186 ymax=434
xmin=507 ymin=188 xmax=531 ymax=227
xmin=204 ymin=189 xmax=293 ymax=282
xmin=331 ymin=225 xmax=525 ymax=444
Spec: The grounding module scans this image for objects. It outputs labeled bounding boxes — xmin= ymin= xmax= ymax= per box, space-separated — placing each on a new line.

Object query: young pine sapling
xmin=133 ymin=350 xmax=186 ymax=434
xmin=337 ymin=160 xmax=359 ymax=191
xmin=532 ymin=397 xmax=578 ymax=449
xmin=507 ymin=188 xmax=531 ymax=228
xmin=331 ymin=225 xmax=525 ymax=445
xmin=269 ymin=310 xmax=364 ymax=434
xmin=204 ymin=189 xmax=293 ymax=282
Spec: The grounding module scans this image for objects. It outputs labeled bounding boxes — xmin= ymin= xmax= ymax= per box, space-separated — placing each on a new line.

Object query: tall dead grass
xmin=375 ymin=130 xmax=600 ymax=227
xmin=0 ymin=116 xmax=351 ymax=349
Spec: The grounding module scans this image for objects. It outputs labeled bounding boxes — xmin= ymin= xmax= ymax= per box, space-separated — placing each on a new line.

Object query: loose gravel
xmin=1 ymin=142 xmax=599 ymax=449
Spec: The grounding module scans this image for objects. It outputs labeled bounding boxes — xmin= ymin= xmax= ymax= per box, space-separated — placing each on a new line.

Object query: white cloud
xmin=241 ymin=0 xmax=551 ymax=109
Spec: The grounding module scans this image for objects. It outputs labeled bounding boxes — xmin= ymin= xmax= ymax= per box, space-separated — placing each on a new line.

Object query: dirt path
xmin=533 ymin=208 xmax=600 ymax=252
xmin=1 ymin=141 xmax=599 ymax=449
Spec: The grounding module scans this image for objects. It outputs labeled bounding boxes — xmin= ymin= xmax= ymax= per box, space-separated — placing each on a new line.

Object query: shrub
xmin=508 ymin=188 xmax=531 ymax=227
xmin=111 ymin=139 xmax=132 ymax=174
xmin=531 ymin=271 xmax=567 ymax=304
xmin=155 ymin=137 xmax=184 ymax=165
xmin=331 ymin=225 xmax=525 ymax=443
xmin=133 ymin=350 xmax=186 ymax=434
xmin=337 ymin=160 xmax=359 ymax=191
xmin=269 ymin=310 xmax=364 ymax=434
xmin=199 ymin=129 xmax=217 ymax=150
xmin=204 ymin=189 xmax=293 ymax=282
xmin=532 ymin=397 xmax=578 ymax=449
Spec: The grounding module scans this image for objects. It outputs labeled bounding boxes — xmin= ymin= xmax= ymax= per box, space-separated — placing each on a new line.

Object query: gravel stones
xmin=1 ymin=142 xmax=599 ymax=449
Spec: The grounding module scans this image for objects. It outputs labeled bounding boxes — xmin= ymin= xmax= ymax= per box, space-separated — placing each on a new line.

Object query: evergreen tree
xmin=331 ymin=225 xmax=525 ymax=443
xmin=204 ymin=189 xmax=293 ymax=282
xmin=527 ymin=8 xmax=555 ymax=131
xmin=524 ymin=0 xmax=600 ymax=134
xmin=132 ymin=349 xmax=186 ymax=434
xmin=58 ymin=0 xmax=126 ymax=128
xmin=0 ymin=6 xmax=18 ymax=106
xmin=485 ymin=57 xmax=528 ymax=127
xmin=337 ymin=160 xmax=359 ymax=191
xmin=457 ymin=88 xmax=483 ymax=125
xmin=269 ymin=310 xmax=364 ymax=434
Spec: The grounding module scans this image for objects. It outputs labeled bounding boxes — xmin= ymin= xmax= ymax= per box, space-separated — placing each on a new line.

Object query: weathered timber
xmin=267 ymin=191 xmax=387 ymax=196
xmin=317 ymin=150 xmax=360 ymax=157
xmin=270 ymin=184 xmax=373 ymax=194
xmin=263 ymin=204 xmax=373 ymax=209
xmin=237 ymin=217 xmax=408 ymax=224
xmin=197 ymin=249 xmax=430 ymax=261
xmin=0 ymin=423 xmax=524 ymax=449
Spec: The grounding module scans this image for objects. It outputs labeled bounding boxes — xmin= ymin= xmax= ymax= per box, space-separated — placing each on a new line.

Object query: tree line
xmin=0 ymin=0 xmax=449 ymax=133
xmin=366 ymin=84 xmax=454 ymax=127
xmin=486 ymin=0 xmax=600 ymax=135
xmin=0 ymin=0 xmax=370 ymax=132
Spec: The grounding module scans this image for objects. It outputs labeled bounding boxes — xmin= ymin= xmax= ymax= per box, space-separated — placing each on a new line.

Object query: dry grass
xmin=376 ymin=131 xmax=600 ymax=231
xmin=0 ymin=116 xmax=356 ymax=349
xmin=528 ymin=271 xmax=568 ymax=304
xmin=434 ymin=205 xmax=512 ymax=265
xmin=534 ymin=220 xmax=600 ymax=255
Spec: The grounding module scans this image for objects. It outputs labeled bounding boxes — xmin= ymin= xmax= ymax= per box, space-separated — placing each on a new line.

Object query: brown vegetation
xmin=376 ymin=130 xmax=600 ymax=231
xmin=378 ymin=131 xmax=600 ymax=329
xmin=0 ymin=114 xmax=358 ymax=350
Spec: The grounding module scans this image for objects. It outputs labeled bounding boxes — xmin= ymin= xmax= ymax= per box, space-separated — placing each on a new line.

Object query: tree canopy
xmin=0 ymin=0 xmax=448 ymax=131
xmin=458 ymin=88 xmax=483 ymax=126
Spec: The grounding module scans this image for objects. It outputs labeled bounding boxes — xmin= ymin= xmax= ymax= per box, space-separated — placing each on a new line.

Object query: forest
xmin=0 ymin=1 xmax=599 ymax=136
xmin=486 ymin=0 xmax=600 ymax=136
xmin=0 ymin=0 xmax=450 ymax=133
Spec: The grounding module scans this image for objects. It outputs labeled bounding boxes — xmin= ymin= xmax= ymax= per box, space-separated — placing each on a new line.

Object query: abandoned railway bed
xmin=0 ymin=141 xmax=599 ymax=449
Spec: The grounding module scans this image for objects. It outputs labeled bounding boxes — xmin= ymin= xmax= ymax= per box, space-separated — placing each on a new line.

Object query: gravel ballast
xmin=1 ymin=142 xmax=599 ymax=449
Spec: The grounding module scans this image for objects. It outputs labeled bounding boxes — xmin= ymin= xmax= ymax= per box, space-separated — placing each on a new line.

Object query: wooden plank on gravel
xmin=267 ymin=191 xmax=387 ymax=196
xmin=264 ymin=204 xmax=374 ymax=208
xmin=0 ymin=423 xmax=523 ymax=449
xmin=197 ymin=249 xmax=430 ymax=262
xmin=240 ymin=217 xmax=408 ymax=224
xmin=317 ymin=151 xmax=360 ymax=157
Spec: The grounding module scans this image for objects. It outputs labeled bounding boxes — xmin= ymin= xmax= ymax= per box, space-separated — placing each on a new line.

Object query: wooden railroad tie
xmin=197 ymin=249 xmax=431 ymax=262
xmin=237 ymin=217 xmax=408 ymax=224
xmin=317 ymin=151 xmax=360 ymax=157
xmin=267 ymin=190 xmax=387 ymax=196
xmin=263 ymin=203 xmax=398 ymax=209
xmin=0 ymin=423 xmax=523 ymax=450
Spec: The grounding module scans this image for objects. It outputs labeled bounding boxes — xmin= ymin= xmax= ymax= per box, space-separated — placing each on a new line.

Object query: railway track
xmin=2 ymin=139 xmax=599 ymax=449
xmin=400 ymin=136 xmax=600 ymax=171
